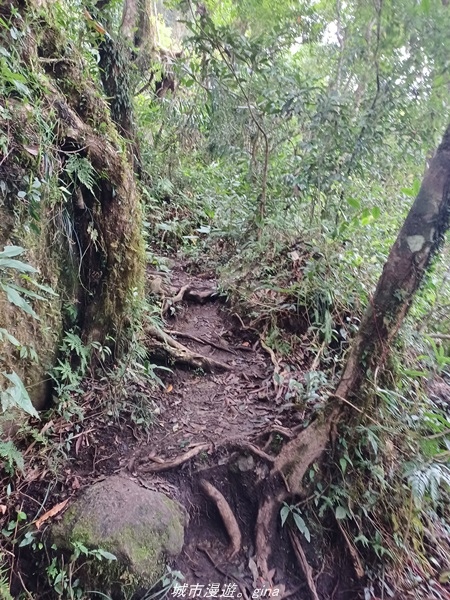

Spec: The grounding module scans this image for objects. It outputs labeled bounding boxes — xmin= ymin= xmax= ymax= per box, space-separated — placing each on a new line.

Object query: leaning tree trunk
xmin=255 ymin=124 xmax=450 ymax=581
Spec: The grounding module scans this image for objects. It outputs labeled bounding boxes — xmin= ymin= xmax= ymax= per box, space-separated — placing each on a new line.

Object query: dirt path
xmin=136 ymin=267 xmax=277 ymax=460
xmin=19 ymin=265 xmax=358 ymax=599
xmin=128 ymin=266 xmax=304 ymax=597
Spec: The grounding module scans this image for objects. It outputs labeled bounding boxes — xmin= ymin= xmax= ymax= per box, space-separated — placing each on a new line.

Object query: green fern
xmin=407 ymin=463 xmax=450 ymax=507
xmin=0 ymin=440 xmax=24 ymax=475
xmin=0 ymin=569 xmax=13 ymax=600
xmin=64 ymin=155 xmax=97 ymax=193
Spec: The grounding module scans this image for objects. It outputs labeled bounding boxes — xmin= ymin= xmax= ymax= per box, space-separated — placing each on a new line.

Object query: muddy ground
xmin=10 ymin=263 xmax=361 ymax=600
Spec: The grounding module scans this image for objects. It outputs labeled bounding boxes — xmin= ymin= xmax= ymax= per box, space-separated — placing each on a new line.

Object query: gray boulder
xmin=51 ymin=475 xmax=186 ymax=593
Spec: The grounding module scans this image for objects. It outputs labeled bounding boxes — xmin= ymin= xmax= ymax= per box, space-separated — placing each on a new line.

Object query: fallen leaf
xmin=35 ymin=499 xmax=69 ymax=530
xmin=23 ymin=145 xmax=39 ymax=156
xmin=0 ymin=505 xmax=6 ymax=515
xmin=166 ymin=384 xmax=173 ymax=393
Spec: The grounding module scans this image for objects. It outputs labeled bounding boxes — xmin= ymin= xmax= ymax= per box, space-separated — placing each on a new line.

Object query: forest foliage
xmin=2 ymin=0 xmax=450 ymax=598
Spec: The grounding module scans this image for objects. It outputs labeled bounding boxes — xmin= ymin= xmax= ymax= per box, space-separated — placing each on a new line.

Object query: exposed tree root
xmin=162 ymin=284 xmax=218 ymax=315
xmin=254 ymin=408 xmax=341 ymax=583
xmin=289 ymin=528 xmax=320 ymax=600
xmin=199 ymin=479 xmax=242 ymax=559
xmin=254 ymin=486 xmax=288 ymax=584
xmin=146 ymin=325 xmax=231 ymax=372
xmin=137 ymin=443 xmax=209 ymax=473
xmin=272 ymin=409 xmax=339 ymax=495
xmin=260 ymin=338 xmax=281 ymax=387
xmin=198 ymin=544 xmax=251 ymax=599
xmin=222 ymin=439 xmax=275 ymax=464
xmin=168 ymin=330 xmax=237 ymax=355
xmin=136 ymin=438 xmax=274 ymax=475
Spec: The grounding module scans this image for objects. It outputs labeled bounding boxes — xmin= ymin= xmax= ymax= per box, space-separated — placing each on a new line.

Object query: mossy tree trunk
xmin=97 ymin=0 xmax=155 ymax=158
xmin=10 ymin=0 xmax=144 ymax=356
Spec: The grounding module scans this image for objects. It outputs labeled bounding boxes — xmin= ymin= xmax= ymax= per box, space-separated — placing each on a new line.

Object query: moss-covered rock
xmin=51 ymin=475 xmax=186 ymax=593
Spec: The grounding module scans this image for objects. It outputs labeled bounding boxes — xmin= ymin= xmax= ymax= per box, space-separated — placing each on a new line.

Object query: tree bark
xmin=255 ymin=123 xmax=450 ymax=579
xmin=336 ymin=123 xmax=450 ymax=401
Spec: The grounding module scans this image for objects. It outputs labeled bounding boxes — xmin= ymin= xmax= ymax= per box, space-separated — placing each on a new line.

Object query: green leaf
xmin=346 ymin=197 xmax=360 ymax=210
xmin=0 ymin=328 xmax=20 ymax=346
xmin=0 ymin=246 xmax=24 ymax=258
xmin=19 ymin=531 xmax=36 ymax=547
xmin=2 ymin=284 xmax=39 ymax=319
xmin=95 ymin=549 xmax=117 ymax=561
xmin=293 ymin=512 xmax=311 ymax=542
xmin=0 ymin=258 xmax=37 ymax=273
xmin=280 ymin=505 xmax=291 ymax=526
xmin=371 ymin=206 xmax=381 ymax=219
xmin=21 ymin=276 xmax=58 ymax=296
xmin=280 ymin=504 xmax=290 ymax=526
xmin=420 ymin=0 xmax=431 ymax=14
xmin=335 ymin=505 xmax=347 ymax=520
xmin=1 ymin=371 xmax=39 ymax=418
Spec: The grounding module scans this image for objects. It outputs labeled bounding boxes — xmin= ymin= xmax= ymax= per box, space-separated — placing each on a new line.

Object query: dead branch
xmin=137 ymin=443 xmax=209 ymax=473
xmin=200 ymin=479 xmax=242 ymax=558
xmin=289 ymin=529 xmax=320 ymax=600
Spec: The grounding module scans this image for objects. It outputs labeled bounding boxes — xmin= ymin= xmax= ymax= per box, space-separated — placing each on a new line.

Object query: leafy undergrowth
xmin=137 ymin=169 xmax=450 ymax=597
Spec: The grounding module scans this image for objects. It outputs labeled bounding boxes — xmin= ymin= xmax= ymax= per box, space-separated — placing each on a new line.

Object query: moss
xmin=1 ymin=1 xmax=146 ymax=416
xmin=50 ymin=479 xmax=186 ymax=594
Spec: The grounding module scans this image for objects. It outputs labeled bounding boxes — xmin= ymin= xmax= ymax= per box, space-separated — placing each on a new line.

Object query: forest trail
xmin=137 ymin=264 xmax=278 ymax=459
xmin=65 ymin=263 xmax=323 ymax=598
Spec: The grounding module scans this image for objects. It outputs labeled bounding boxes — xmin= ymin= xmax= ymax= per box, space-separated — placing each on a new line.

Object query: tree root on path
xmin=162 ymin=284 xmax=218 ymax=315
xmin=254 ymin=408 xmax=341 ymax=584
xmin=135 ymin=438 xmax=276 ymax=474
xmin=136 ymin=443 xmax=210 ymax=473
xmin=200 ymin=479 xmax=242 ymax=559
xmin=133 ymin=411 xmax=340 ymax=586
xmin=146 ymin=325 xmax=231 ymax=372
xmin=168 ymin=329 xmax=237 ymax=355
